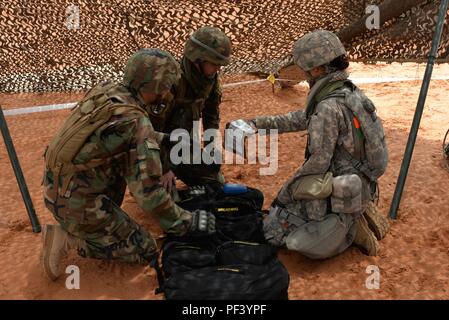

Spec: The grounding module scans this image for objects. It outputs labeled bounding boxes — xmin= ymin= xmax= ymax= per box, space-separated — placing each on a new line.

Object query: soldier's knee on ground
xmin=285 ymin=213 xmax=355 ymax=260
xmin=72 ymin=202 xmax=158 ymax=264
xmin=263 ymin=210 xmax=289 ymax=247
xmin=80 ymin=227 xmax=158 ymax=265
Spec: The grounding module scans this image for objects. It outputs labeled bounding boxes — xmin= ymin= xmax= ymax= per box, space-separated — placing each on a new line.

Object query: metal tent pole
xmin=389 ymin=0 xmax=449 ymax=219
xmin=0 ymin=105 xmax=41 ymax=232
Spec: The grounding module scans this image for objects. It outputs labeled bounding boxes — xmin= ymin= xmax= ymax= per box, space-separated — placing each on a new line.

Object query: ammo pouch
xmin=291 ymin=172 xmax=333 ymax=201
xmin=330 ymin=174 xmax=362 ymax=214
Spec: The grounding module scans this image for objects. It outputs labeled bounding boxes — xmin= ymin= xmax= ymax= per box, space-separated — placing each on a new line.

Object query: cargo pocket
xmin=142 ymin=139 xmax=162 ymax=178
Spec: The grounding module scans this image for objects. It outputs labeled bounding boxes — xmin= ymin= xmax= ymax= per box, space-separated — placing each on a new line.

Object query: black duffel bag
xmin=159 ymin=240 xmax=289 ymax=300
xmin=177 ymin=184 xmax=266 ymax=242
xmin=150 ymin=184 xmax=289 ymax=300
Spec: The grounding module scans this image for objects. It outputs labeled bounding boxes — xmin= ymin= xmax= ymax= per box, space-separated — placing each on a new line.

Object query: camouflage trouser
xmin=45 ymin=191 xmax=157 ymax=265
xmin=263 ymin=198 xmax=357 ymax=260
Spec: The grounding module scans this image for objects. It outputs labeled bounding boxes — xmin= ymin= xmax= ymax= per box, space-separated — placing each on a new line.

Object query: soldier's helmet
xmin=292 ymin=30 xmax=346 ymax=71
xmin=123 ymin=48 xmax=181 ymax=95
xmin=184 ymin=26 xmax=232 ymax=66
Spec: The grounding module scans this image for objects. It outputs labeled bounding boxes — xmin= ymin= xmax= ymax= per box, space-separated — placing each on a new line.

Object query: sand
xmin=0 ymin=62 xmax=448 ymax=299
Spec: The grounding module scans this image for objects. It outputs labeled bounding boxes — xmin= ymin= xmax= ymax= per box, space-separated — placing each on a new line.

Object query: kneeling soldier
xmin=41 ymin=49 xmax=215 ymax=280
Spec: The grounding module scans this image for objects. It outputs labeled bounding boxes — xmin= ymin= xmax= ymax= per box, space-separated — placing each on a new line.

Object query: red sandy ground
xmin=0 ymin=63 xmax=448 ymax=299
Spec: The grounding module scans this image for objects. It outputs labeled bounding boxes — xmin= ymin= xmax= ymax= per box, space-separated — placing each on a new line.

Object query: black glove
xmin=187 ymin=185 xmax=207 ymax=196
xmin=189 ymin=210 xmax=216 ymax=234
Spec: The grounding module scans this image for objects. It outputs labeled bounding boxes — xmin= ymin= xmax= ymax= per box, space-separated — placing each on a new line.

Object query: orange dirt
xmin=0 ymin=63 xmax=448 ymax=299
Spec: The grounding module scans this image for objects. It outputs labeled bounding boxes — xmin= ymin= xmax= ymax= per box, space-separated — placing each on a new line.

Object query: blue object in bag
xmin=223 ymin=183 xmax=248 ymax=195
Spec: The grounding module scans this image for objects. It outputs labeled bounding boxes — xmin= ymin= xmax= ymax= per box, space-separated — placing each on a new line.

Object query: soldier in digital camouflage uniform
xmin=147 ymin=26 xmax=232 ymax=192
xmin=238 ymin=30 xmax=390 ymax=258
xmin=41 ymin=49 xmax=216 ymax=281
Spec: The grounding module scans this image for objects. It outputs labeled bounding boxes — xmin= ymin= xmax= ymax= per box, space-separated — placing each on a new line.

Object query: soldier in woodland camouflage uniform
xmin=41 ymin=49 xmax=215 ymax=281
xmin=239 ymin=30 xmax=390 ymax=258
xmin=147 ymin=26 xmax=232 ymax=192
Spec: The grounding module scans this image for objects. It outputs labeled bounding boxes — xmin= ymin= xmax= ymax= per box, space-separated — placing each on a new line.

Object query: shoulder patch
xmin=145 ymin=139 xmax=160 ymax=150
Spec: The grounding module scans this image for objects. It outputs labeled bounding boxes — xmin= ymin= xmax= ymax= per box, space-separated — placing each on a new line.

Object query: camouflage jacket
xmin=254 ymin=71 xmax=372 ymax=207
xmin=149 ymin=56 xmax=222 ymax=134
xmin=43 ymin=83 xmax=192 ymax=234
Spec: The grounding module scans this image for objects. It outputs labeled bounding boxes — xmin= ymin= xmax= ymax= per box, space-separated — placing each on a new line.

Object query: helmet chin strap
xmin=134 ymin=89 xmax=148 ymax=108
xmin=306 ymin=66 xmax=333 ymax=87
xmin=193 ymin=59 xmax=203 ymax=72
xmin=305 ymin=70 xmax=314 ymax=81
xmin=305 ymin=70 xmax=316 ymax=87
xmin=323 ymin=64 xmax=338 ymax=75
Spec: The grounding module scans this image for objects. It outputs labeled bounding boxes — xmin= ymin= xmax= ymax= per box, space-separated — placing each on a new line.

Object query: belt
xmin=274 ymin=206 xmax=305 ymax=227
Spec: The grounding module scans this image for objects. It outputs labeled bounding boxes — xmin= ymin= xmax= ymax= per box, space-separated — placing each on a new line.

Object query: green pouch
xmin=292 ymin=172 xmax=333 ymax=201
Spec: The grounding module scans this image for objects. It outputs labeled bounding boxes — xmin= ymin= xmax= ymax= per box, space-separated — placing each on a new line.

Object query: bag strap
xmin=315 ymin=80 xmax=372 ymax=182
xmin=304 ymin=80 xmax=353 ymax=160
xmin=314 ymin=80 xmax=350 ymax=104
xmin=149 ymin=253 xmax=165 ymax=295
xmin=275 ymin=206 xmax=305 ymax=227
xmin=337 ymin=147 xmax=374 ymax=181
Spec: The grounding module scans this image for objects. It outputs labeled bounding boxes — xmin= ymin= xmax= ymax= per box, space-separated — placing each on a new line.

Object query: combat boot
xmin=41 ymin=224 xmax=81 ymax=281
xmin=363 ymin=201 xmax=390 ymax=240
xmin=353 ymin=214 xmax=379 ymax=256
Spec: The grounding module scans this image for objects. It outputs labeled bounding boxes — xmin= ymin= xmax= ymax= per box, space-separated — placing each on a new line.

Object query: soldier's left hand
xmin=161 ymin=170 xmax=176 ymax=194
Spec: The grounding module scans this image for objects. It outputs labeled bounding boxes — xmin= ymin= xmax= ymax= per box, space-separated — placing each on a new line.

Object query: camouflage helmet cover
xmin=292 ymin=30 xmax=346 ymax=71
xmin=184 ymin=26 xmax=232 ymax=66
xmin=123 ymin=48 xmax=181 ymax=95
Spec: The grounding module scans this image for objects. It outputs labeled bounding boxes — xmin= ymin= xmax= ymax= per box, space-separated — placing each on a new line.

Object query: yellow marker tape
xmin=267 ymin=74 xmax=276 ymax=85
xmin=217 ymin=267 xmax=241 ymax=273
xmin=233 ymin=241 xmax=259 ymax=246
xmin=217 ymin=207 xmax=239 ymax=212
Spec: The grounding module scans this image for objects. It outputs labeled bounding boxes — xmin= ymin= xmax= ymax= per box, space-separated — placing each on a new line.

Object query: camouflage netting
xmin=0 ymin=0 xmax=448 ymax=92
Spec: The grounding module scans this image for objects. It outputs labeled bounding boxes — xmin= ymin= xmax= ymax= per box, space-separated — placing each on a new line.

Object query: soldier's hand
xmin=246 ymin=119 xmax=258 ymax=132
xmin=225 ymin=119 xmax=257 ymax=133
xmin=189 ymin=210 xmax=216 ymax=234
xmin=161 ymin=170 xmax=176 ymax=194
